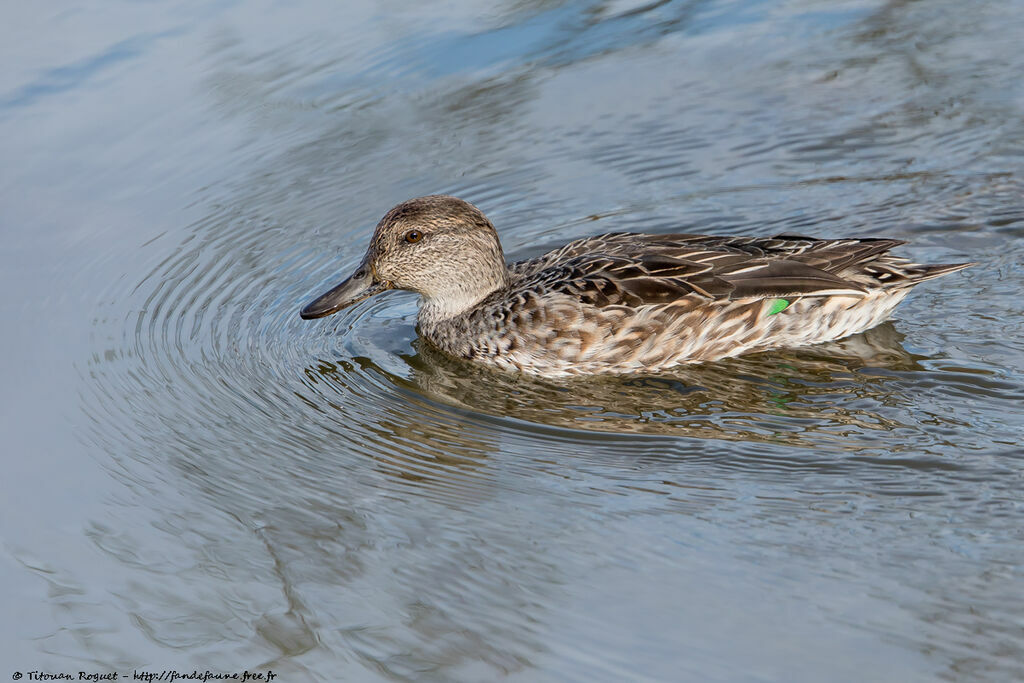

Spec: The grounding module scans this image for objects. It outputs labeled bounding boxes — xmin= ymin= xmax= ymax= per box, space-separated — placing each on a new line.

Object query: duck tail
xmin=862 ymin=258 xmax=975 ymax=289
xmin=912 ymin=261 xmax=977 ymax=282
xmin=889 ymin=261 xmax=977 ymax=288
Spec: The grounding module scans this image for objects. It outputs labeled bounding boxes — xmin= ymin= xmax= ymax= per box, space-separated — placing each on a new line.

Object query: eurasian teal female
xmin=300 ymin=195 xmax=972 ymax=377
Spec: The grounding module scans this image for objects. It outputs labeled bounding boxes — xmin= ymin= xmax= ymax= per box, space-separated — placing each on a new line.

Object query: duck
xmin=300 ymin=195 xmax=973 ymax=377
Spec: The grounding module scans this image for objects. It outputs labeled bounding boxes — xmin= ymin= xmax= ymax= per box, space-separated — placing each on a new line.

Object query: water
xmin=2 ymin=1 xmax=1024 ymax=680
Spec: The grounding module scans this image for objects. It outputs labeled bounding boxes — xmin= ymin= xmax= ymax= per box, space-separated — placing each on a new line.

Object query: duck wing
xmin=514 ymin=233 xmax=892 ymax=308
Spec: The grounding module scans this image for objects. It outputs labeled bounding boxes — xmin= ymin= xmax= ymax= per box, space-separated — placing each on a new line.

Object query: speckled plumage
xmin=300 ymin=196 xmax=973 ymax=377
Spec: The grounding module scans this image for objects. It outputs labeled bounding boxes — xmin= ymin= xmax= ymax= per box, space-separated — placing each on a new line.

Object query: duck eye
xmin=404 ymin=230 xmax=423 ymax=244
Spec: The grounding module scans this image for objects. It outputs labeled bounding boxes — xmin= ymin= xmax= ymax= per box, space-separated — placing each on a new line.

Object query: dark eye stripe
xmin=405 ymin=230 xmax=423 ymax=243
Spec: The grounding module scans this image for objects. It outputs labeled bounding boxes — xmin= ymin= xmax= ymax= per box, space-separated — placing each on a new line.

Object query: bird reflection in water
xmin=303 ymin=322 xmax=925 ymax=462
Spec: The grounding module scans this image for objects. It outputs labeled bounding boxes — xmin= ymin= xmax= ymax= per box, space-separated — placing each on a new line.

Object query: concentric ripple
xmin=81 ymin=174 xmax=1022 ymax=511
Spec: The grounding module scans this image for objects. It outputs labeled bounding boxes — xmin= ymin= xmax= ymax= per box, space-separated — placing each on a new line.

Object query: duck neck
xmin=419 ymin=262 xmax=510 ymax=325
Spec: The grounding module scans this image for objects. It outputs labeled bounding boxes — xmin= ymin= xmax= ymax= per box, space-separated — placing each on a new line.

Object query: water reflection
xmin=396 ymin=322 xmax=921 ymax=441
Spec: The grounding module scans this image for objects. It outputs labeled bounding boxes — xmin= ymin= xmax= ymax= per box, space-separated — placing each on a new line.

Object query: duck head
xmin=300 ymin=195 xmax=510 ymax=322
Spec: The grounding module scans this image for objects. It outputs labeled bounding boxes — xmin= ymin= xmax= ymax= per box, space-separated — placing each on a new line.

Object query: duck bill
xmin=299 ymin=263 xmax=390 ymax=319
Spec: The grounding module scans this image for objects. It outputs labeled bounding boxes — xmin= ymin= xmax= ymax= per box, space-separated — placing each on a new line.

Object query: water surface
xmin=2 ymin=1 xmax=1024 ymax=680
